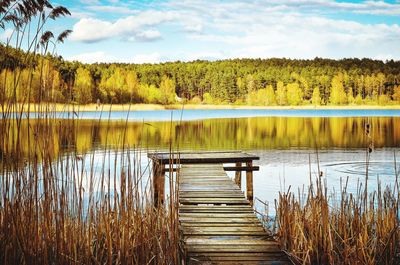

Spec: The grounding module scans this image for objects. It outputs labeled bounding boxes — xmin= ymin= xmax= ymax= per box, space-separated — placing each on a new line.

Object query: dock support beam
xmin=246 ymin=161 xmax=253 ymax=204
xmin=234 ymin=162 xmax=242 ymax=187
xmin=152 ymin=160 xmax=165 ymax=207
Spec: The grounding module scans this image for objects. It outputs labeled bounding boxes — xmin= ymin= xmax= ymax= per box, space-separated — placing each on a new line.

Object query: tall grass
xmin=275 ymin=168 xmax=400 ymax=264
xmin=1 ymin=2 xmax=180 ymax=264
xmin=1 ymin=118 xmax=181 ymax=264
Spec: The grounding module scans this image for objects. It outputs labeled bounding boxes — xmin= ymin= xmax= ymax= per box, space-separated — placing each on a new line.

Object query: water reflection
xmin=2 ymin=116 xmax=399 ymax=159
xmin=1 ymin=115 xmax=399 ymax=215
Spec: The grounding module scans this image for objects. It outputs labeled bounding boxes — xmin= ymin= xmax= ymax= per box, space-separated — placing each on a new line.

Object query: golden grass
xmin=0 ymin=105 xmax=181 ymax=264
xmin=275 ymin=175 xmax=400 ymax=264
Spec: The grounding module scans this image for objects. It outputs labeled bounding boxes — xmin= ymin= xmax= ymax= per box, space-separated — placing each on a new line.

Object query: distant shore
xmin=3 ymin=103 xmax=400 ymax=112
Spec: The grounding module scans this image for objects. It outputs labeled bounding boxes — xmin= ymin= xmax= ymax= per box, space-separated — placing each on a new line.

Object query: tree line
xmin=1 ymin=44 xmax=400 ymax=106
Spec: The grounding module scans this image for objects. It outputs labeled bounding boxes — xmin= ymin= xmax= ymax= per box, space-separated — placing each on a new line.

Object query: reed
xmin=1 ymin=120 xmax=181 ymax=264
xmin=275 ymin=169 xmax=400 ymax=264
xmin=1 ymin=2 xmax=180 ymax=264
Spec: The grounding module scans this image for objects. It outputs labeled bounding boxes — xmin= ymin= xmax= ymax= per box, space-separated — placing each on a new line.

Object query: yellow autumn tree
xmin=329 ymin=73 xmax=347 ymax=105
xmin=311 ymin=87 xmax=321 ymax=106
xmin=287 ymin=82 xmax=302 ymax=106
xmin=159 ymin=76 xmax=176 ymax=105
xmin=276 ymin=81 xmax=287 ymax=105
xmin=393 ymin=85 xmax=400 ymax=103
xmin=74 ymin=67 xmax=92 ymax=104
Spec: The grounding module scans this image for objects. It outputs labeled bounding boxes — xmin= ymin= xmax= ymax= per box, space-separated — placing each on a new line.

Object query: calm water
xmin=17 ymin=108 xmax=400 ymax=121
xmin=3 ymin=109 xmax=400 ymax=213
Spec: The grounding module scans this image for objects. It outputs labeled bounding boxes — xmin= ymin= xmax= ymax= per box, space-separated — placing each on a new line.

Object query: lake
xmin=4 ymin=108 xmax=400 ymax=213
xmin=17 ymin=108 xmax=400 ymax=121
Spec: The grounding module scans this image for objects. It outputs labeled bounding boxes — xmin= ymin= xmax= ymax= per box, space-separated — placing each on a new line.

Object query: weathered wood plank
xmin=180 ymin=199 xmax=249 ymax=205
xmin=180 ymin=194 xmax=245 ymax=197
xmin=188 ymin=258 xmax=289 ymax=265
xmin=186 ymin=245 xmax=281 ymax=252
xmin=179 ymin=217 xmax=260 ymax=223
xmin=180 ymin=223 xmax=264 ymax=227
xmin=148 ymin=151 xmax=260 ymax=164
xmin=174 ymin=158 xmax=289 ymax=264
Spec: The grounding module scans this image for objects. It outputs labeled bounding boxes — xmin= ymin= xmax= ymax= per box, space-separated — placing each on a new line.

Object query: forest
xmin=1 ymin=43 xmax=400 ymax=106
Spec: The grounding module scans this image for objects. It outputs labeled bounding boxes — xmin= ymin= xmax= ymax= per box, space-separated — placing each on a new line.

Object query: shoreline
xmin=3 ymin=103 xmax=400 ymax=112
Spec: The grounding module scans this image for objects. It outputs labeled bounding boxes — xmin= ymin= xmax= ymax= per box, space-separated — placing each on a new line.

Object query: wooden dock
xmin=148 ymin=152 xmax=290 ymax=265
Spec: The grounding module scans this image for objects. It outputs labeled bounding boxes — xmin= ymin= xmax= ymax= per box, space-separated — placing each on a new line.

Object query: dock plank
xmin=178 ymin=162 xmax=290 ymax=264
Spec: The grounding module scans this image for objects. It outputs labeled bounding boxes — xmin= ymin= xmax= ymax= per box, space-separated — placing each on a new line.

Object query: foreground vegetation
xmin=275 ymin=173 xmax=400 ymax=264
xmin=1 ymin=2 xmax=180 ymax=264
xmin=1 ymin=110 xmax=181 ymax=264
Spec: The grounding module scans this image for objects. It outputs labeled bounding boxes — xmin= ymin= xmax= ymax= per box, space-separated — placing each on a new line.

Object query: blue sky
xmin=3 ymin=0 xmax=400 ymax=63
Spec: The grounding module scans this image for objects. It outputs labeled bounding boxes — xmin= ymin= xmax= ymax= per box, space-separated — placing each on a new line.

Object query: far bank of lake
xmin=4 ymin=102 xmax=400 ymax=114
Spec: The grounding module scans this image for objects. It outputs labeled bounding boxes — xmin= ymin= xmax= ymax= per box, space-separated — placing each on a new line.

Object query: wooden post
xmin=234 ymin=162 xmax=241 ymax=188
xmin=246 ymin=161 xmax=253 ymax=205
xmin=152 ymin=160 xmax=165 ymax=207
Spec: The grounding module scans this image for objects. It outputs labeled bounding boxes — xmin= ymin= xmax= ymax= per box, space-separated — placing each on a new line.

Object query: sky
xmin=3 ymin=0 xmax=400 ymax=64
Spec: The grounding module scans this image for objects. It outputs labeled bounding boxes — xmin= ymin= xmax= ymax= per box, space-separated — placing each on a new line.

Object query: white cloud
xmin=132 ymin=30 xmax=162 ymax=42
xmin=171 ymin=0 xmax=400 ymax=60
xmin=67 ymin=51 xmax=165 ymax=64
xmin=185 ymin=51 xmax=225 ymax=61
xmin=80 ymin=0 xmax=99 ymax=4
xmin=70 ymin=10 xmax=94 ymax=19
xmin=68 ymin=51 xmax=117 ymax=63
xmin=87 ymin=5 xmax=137 ymax=14
xmin=250 ymin=0 xmax=400 ymax=16
xmin=373 ymin=54 xmax=395 ymax=61
xmin=70 ymin=10 xmax=177 ymax=43
xmin=0 ymin=28 xmax=13 ymax=42
xmin=66 ymin=0 xmax=400 ymax=62
xmin=131 ymin=52 xmax=162 ymax=64
xmin=183 ymin=23 xmax=203 ymax=33
xmin=70 ymin=18 xmax=113 ymax=42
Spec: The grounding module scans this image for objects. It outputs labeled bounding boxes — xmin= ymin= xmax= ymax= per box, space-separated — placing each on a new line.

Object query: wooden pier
xmin=148 ymin=151 xmax=290 ymax=265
